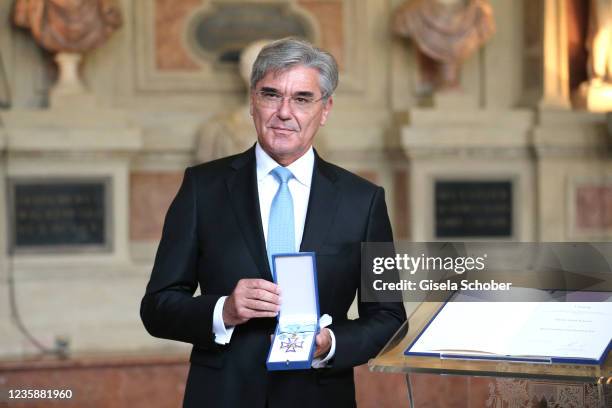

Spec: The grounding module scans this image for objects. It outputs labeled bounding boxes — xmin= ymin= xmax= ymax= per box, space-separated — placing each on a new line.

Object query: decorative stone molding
xmin=533 ymin=111 xmax=610 ymax=158
xmin=401 ymin=109 xmax=534 ymax=159
xmin=399 ymin=109 xmax=536 ymax=241
xmin=134 ymin=0 xmax=366 ymax=94
xmin=1 ymin=109 xmax=143 ymax=266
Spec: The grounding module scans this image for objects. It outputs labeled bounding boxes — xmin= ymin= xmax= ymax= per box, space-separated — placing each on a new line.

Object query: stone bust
xmin=393 ymin=0 xmax=495 ymax=89
xmin=13 ymin=0 xmax=122 ymax=53
xmin=196 ymin=40 xmax=270 ymax=163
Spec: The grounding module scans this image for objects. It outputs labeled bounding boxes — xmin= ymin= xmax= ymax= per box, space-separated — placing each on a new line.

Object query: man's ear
xmin=249 ymin=93 xmax=254 ymax=116
xmin=320 ymin=96 xmax=333 ymax=126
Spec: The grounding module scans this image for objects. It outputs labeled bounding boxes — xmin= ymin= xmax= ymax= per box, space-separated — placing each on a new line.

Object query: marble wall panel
xmin=297 ymin=0 xmax=345 ymax=69
xmin=130 ymin=172 xmax=184 ymax=242
xmin=2 ymin=357 xmax=604 ymax=407
xmin=0 ymin=355 xmax=188 ymax=408
xmin=575 ymin=184 xmax=612 ymax=232
xmin=154 ymin=0 xmax=201 ymax=71
xmin=354 ymin=364 xmax=406 ymax=408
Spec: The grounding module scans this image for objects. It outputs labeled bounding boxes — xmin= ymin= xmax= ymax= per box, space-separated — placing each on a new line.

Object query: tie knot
xmin=271 ymin=166 xmax=293 ymax=184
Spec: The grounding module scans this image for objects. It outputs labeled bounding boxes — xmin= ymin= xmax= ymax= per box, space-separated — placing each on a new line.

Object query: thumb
xmin=316 ymin=328 xmax=326 ymax=344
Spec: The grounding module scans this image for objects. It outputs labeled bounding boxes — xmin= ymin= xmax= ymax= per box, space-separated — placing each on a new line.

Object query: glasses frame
xmin=253 ymin=89 xmax=327 ymax=112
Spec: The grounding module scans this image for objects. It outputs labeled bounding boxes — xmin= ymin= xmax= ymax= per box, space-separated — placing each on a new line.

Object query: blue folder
xmin=266 ymin=252 xmax=320 ymax=371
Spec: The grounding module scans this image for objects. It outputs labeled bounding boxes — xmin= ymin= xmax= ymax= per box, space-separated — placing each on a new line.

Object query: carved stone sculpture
xmin=13 ymin=0 xmax=122 ymax=107
xmin=393 ymin=0 xmax=495 ymax=89
xmin=196 ymin=40 xmax=270 ymax=163
xmin=13 ymin=0 xmax=122 ymax=53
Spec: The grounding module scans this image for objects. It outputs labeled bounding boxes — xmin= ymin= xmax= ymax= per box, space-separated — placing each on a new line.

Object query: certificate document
xmin=406 ymin=292 xmax=612 ymax=364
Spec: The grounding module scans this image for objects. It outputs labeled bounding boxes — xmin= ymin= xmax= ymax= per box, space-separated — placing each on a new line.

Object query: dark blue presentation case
xmin=404 ymin=290 xmax=612 ymax=366
xmin=266 ymin=252 xmax=320 ymax=371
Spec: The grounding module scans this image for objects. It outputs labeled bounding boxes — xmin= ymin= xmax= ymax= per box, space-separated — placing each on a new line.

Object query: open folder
xmin=405 ymin=291 xmax=612 ymax=365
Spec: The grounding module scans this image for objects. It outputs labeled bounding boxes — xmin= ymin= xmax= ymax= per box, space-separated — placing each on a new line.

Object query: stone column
xmin=0 ymin=115 xmax=17 ymax=355
xmin=540 ymin=0 xmax=572 ymax=110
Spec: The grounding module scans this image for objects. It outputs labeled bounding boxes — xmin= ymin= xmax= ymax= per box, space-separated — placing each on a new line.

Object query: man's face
xmin=250 ymin=65 xmax=333 ymax=166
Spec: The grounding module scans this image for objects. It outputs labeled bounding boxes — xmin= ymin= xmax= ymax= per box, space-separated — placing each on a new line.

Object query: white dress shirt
xmin=211 ymin=143 xmax=335 ymax=367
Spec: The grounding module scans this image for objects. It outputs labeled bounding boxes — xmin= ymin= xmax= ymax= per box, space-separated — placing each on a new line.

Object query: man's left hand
xmin=314 ymin=328 xmax=331 ymax=358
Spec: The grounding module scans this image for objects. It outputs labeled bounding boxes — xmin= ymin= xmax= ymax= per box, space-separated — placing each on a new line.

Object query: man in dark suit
xmin=141 ymin=38 xmax=406 ymax=408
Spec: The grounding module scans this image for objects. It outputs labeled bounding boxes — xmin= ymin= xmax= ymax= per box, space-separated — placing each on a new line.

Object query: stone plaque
xmin=186 ymin=3 xmax=314 ymax=63
xmin=9 ymin=178 xmax=112 ymax=253
xmin=435 ymin=181 xmax=513 ymax=238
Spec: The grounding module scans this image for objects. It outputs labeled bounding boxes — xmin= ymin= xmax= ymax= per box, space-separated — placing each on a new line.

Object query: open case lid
xmin=272 ymin=252 xmax=319 ymax=326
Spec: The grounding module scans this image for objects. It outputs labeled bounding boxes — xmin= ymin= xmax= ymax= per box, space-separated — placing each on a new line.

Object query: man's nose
xmin=276 ymin=97 xmax=293 ymax=119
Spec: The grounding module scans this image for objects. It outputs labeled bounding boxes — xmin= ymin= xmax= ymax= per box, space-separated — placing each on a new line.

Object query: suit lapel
xmin=225 ymin=148 xmax=339 ymax=279
xmin=300 ymin=152 xmax=339 ymax=253
xmin=226 ymin=148 xmax=273 ymax=281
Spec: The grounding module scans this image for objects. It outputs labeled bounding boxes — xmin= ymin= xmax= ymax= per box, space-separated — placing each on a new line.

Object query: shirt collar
xmin=255 ymin=143 xmax=314 ymax=187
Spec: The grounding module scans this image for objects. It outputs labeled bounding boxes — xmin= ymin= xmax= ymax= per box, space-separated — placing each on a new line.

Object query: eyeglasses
xmin=254 ymin=90 xmax=325 ymax=112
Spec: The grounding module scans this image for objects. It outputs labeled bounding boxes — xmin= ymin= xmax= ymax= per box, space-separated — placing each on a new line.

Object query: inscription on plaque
xmin=435 ymin=181 xmax=513 ymax=238
xmin=9 ymin=179 xmax=111 ymax=252
xmin=187 ymin=4 xmax=314 ymax=63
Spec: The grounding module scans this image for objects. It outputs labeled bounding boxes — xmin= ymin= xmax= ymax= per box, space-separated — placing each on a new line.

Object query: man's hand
xmin=314 ymin=328 xmax=332 ymax=358
xmin=223 ymin=279 xmax=281 ymax=326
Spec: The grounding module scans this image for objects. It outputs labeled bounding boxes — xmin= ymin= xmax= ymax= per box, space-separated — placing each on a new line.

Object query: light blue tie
xmin=267 ymin=166 xmax=296 ymax=269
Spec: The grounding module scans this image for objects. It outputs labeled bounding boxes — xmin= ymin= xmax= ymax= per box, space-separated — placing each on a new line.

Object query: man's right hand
xmin=222 ymin=279 xmax=281 ymax=326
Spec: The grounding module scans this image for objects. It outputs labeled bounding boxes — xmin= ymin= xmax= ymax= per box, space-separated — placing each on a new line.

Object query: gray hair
xmin=250 ymin=38 xmax=339 ymax=100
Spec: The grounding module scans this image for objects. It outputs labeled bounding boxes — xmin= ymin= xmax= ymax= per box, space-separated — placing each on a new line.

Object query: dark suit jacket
xmin=140 ymin=147 xmax=406 ymax=408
